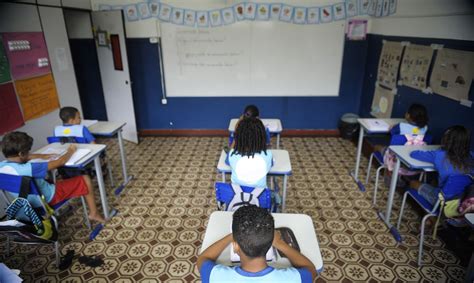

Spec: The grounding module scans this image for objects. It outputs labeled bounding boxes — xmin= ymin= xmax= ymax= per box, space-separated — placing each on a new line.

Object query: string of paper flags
xmin=99 ymin=0 xmax=397 ymax=26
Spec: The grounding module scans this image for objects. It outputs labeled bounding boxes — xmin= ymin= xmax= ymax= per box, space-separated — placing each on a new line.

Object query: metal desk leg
xmin=350 ymin=126 xmax=366 ymax=191
xmin=282 ymin=175 xmax=288 ymax=212
xmin=222 ymin=172 xmax=226 ymax=183
xmin=117 ymin=130 xmax=133 ymax=186
xmin=377 ymin=157 xmax=402 ymax=242
xmin=276 ymin=134 xmax=280 ymax=149
xmin=94 ymin=156 xmax=111 ymax=220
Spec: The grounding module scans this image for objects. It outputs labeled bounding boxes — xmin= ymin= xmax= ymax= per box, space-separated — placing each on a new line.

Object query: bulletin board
xmin=0 ymin=83 xmax=24 ymax=135
xmin=1 ymin=32 xmax=51 ymax=80
xmin=14 ymin=73 xmax=59 ymax=121
xmin=430 ymin=48 xmax=474 ymax=102
xmin=371 ymin=85 xmax=395 ymax=118
xmin=377 ymin=41 xmax=403 ymax=89
xmin=399 ymin=44 xmax=433 ymax=91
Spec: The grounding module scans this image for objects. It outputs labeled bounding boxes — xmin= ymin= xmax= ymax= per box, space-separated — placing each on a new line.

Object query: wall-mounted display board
xmin=0 ymin=83 xmax=24 ymax=134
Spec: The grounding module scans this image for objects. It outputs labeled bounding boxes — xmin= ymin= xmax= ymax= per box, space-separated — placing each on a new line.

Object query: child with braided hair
xmin=228 ymin=117 xmax=273 ymax=188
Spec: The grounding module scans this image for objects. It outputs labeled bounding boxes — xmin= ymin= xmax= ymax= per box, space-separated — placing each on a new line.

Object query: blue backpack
xmin=215 ymin=183 xmax=273 ymax=211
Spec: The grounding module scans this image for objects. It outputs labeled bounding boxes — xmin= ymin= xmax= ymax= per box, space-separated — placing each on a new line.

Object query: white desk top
xmin=217 ymin=150 xmax=292 ymax=175
xmin=33 ymin=143 xmax=106 ymax=168
xmin=358 ymin=118 xmax=405 ymax=134
xmin=200 ymin=211 xmax=323 ymax=272
xmin=465 ymin=213 xmax=474 ymax=228
xmin=389 ymin=145 xmax=440 ymax=170
xmin=85 ymin=120 xmax=126 ymax=136
xmin=228 ymin=118 xmax=282 ymax=133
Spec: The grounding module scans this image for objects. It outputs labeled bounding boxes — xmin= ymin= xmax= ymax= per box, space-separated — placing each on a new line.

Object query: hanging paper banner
xmin=293 ymin=7 xmax=307 ymax=25
xmin=375 ymin=0 xmax=384 ymax=17
xmin=171 ymin=7 xmax=184 ymax=25
xmin=184 ymin=10 xmax=196 ymax=27
xmin=244 ymin=3 xmax=256 ymax=20
xmin=280 ymin=5 xmax=293 ymax=22
xmin=222 ymin=8 xmax=235 ymax=25
xmin=2 ymin=32 xmax=51 ymax=80
xmin=333 ymin=3 xmax=346 ymax=21
xmin=320 ymin=6 xmax=333 ymax=23
xmin=0 ymin=83 xmax=24 ymax=134
xmin=159 ymin=4 xmax=172 ymax=22
xmin=382 ymin=0 xmax=390 ymax=17
xmin=367 ymin=0 xmax=377 ymax=16
xmin=234 ymin=3 xmax=245 ymax=21
xmin=0 ymin=37 xmax=11 ymax=84
xmin=399 ymin=44 xmax=434 ymax=90
xmin=307 ymin=8 xmax=319 ymax=24
xmin=138 ymin=3 xmax=151 ymax=20
xmin=256 ymin=4 xmax=270 ymax=21
xmin=270 ymin=4 xmax=281 ymax=20
xmin=14 ymin=73 xmax=60 ymax=122
xmin=209 ymin=10 xmax=222 ymax=27
xmin=197 ymin=11 xmax=209 ymax=27
xmin=125 ymin=5 xmax=139 ymax=21
xmin=149 ymin=1 xmax=160 ymax=17
xmin=346 ymin=0 xmax=358 ymax=18
xmin=389 ymin=0 xmax=397 ymax=14
xmin=360 ymin=0 xmax=370 ymax=15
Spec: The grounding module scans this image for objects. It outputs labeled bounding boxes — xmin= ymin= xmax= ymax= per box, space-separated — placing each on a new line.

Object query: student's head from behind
xmin=60 ymin=106 xmax=81 ymax=125
xmin=441 ymin=125 xmax=473 ymax=172
xmin=1 ymin=131 xmax=33 ymax=162
xmin=406 ymin=103 xmax=428 ymax=128
xmin=243 ymin=105 xmax=259 ymax=118
xmin=233 ymin=117 xmax=267 ymax=157
xmin=232 ymin=205 xmax=274 ymax=258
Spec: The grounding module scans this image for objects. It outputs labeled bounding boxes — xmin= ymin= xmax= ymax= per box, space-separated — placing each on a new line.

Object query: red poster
xmin=0 ymin=83 xmax=24 ymax=134
xmin=2 ymin=32 xmax=51 ymax=80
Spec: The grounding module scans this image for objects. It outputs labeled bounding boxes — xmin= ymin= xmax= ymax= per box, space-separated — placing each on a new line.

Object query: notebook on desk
xmin=65 ymin=149 xmax=91 ymax=166
xmin=365 ymin=119 xmax=390 ymax=132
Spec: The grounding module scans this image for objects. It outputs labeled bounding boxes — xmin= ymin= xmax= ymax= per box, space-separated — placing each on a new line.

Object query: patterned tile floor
xmin=0 ymin=137 xmax=469 ymax=282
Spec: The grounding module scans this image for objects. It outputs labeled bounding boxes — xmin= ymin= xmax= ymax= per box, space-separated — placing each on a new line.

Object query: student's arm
xmin=197 ymin=233 xmax=233 ymax=271
xmin=82 ymin=127 xmax=96 ymax=144
xmin=390 ymin=124 xmax=401 ymax=135
xmin=273 ymin=231 xmax=316 ymax=280
xmin=47 ymin=144 xmax=77 ymax=171
xmin=410 ymin=150 xmax=436 ymax=163
xmin=28 ymin=153 xmax=55 ymax=160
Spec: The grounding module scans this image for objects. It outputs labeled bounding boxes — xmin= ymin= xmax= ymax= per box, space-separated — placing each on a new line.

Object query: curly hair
xmin=441 ymin=125 xmax=473 ymax=173
xmin=243 ymin=105 xmax=259 ymax=118
xmin=1 ymin=132 xmax=33 ymax=158
xmin=232 ymin=117 xmax=267 ymax=158
xmin=232 ymin=205 xmax=274 ymax=258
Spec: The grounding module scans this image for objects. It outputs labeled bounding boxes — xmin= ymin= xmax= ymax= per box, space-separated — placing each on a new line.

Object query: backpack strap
xmin=227 ymin=184 xmax=265 ymax=211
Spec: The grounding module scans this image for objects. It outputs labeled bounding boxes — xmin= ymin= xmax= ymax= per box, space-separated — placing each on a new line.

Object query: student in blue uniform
xmin=54 ymin=107 xmax=95 ymax=144
xmin=409 ymin=125 xmax=474 ymax=205
xmin=197 ymin=205 xmax=316 ymax=283
xmin=390 ymin=103 xmax=429 ymax=136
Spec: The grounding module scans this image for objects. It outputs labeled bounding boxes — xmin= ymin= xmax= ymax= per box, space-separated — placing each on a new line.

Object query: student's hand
xmin=67 ymin=144 xmax=77 ymax=154
xmin=272 ymin=230 xmax=286 ymax=249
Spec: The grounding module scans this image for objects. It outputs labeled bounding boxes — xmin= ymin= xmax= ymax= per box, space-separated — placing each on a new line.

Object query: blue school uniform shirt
xmin=410 ymin=149 xmax=474 ymax=197
xmin=390 ymin=122 xmax=427 ymax=136
xmin=200 ymin=260 xmax=312 ymax=283
xmin=228 ymin=149 xmax=272 ymax=188
xmin=0 ymin=161 xmax=55 ymax=207
xmin=54 ymin=124 xmax=95 ymax=144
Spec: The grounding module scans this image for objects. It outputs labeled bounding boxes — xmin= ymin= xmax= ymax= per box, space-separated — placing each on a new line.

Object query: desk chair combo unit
xmin=0 ymin=174 xmax=91 ymax=267
xmin=397 ymin=174 xmax=473 ymax=266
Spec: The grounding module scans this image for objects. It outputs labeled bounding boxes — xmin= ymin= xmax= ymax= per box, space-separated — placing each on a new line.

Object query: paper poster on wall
xmin=0 ymin=83 xmax=24 ymax=135
xmin=0 ymin=37 xmax=11 ymax=84
xmin=14 ymin=73 xmax=60 ymax=121
xmin=371 ymin=85 xmax=395 ymax=118
xmin=399 ymin=44 xmax=433 ymax=90
xmin=430 ymin=48 xmax=474 ymax=102
xmin=377 ymin=41 xmax=403 ymax=89
xmin=2 ymin=32 xmax=51 ymax=80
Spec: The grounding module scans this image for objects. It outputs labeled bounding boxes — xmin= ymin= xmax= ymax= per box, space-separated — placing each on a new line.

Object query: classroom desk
xmin=85 ymin=120 xmax=133 ymax=192
xmin=217 ymin=149 xmax=292 ymax=211
xmin=200 ymin=211 xmax=323 ymax=273
xmin=34 ymin=143 xmax=115 ymax=220
xmin=228 ymin=118 xmax=283 ymax=149
xmin=378 ymin=145 xmax=439 ymax=241
xmin=351 ymin=118 xmax=405 ymax=191
xmin=464 ymin=213 xmax=474 ymax=283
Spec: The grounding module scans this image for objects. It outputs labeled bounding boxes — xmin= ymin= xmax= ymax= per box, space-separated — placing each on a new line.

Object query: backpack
xmin=215 ymin=183 xmax=273 ymax=211
xmin=458 ymin=182 xmax=474 ymax=215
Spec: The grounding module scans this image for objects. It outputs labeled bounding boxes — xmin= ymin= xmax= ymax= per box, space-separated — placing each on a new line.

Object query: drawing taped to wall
xmin=430 ymin=48 xmax=474 ymax=102
xmin=377 ymin=41 xmax=403 ymax=89
xmin=371 ymin=85 xmax=395 ymax=118
xmin=399 ymin=44 xmax=433 ymax=91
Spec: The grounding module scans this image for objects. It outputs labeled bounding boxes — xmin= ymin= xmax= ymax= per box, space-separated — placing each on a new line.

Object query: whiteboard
xmin=160 ymin=20 xmax=345 ymax=97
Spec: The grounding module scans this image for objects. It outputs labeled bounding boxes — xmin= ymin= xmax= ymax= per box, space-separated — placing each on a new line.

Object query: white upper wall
xmin=370 ymin=0 xmax=474 ymax=40
xmin=64 ymin=9 xmax=94 ymax=39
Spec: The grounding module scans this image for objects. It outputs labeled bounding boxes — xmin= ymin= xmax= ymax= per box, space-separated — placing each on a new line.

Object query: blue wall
xmin=127 ymin=38 xmax=368 ymax=130
xmin=69 ymin=39 xmax=108 ymax=121
xmin=359 ymin=34 xmax=474 ymax=146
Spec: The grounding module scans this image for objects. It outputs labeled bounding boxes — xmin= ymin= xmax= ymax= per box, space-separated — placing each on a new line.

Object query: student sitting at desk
xmin=228 ymin=117 xmax=272 ymax=188
xmin=0 ymin=132 xmax=105 ymax=223
xmin=197 ymin=205 xmax=316 ymax=282
xmin=229 ymin=105 xmax=271 ymax=147
xmin=54 ymin=106 xmax=96 ymax=144
xmin=409 ymin=126 xmax=474 ymax=207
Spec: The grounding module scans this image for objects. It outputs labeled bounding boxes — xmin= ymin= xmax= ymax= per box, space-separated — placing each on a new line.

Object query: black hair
xmin=59 ymin=106 xmax=79 ymax=123
xmin=1 ymin=132 xmax=33 ymax=158
xmin=232 ymin=117 xmax=267 ymax=157
xmin=441 ymin=125 xmax=473 ymax=173
xmin=243 ymin=105 xmax=259 ymax=118
xmin=407 ymin=103 xmax=428 ymax=128
xmin=232 ymin=205 xmax=274 ymax=258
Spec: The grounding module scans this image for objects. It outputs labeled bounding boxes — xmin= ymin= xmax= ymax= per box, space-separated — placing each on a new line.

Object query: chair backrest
xmin=390 ymin=134 xmax=432 ymax=146
xmin=0 ymin=173 xmax=41 ymax=196
xmin=215 ymin=182 xmax=272 ymax=211
xmin=441 ymin=174 xmax=473 ymax=201
xmin=47 ymin=136 xmax=87 ymax=144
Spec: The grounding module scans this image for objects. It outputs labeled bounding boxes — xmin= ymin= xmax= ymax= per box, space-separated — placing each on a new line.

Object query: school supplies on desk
xmin=275 ymin=227 xmax=300 ymax=258
xmin=65 ymin=149 xmax=91 ymax=166
xmin=29 ymin=148 xmax=67 ymax=163
xmin=365 ymin=119 xmax=390 ymax=132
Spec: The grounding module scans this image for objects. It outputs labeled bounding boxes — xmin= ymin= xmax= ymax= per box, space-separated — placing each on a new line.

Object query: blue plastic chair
xmin=215 ymin=182 xmax=274 ymax=212
xmin=396 ymin=174 xmax=472 ymax=266
xmin=366 ymin=134 xmax=432 ymax=206
xmin=0 ymin=173 xmax=91 ymax=266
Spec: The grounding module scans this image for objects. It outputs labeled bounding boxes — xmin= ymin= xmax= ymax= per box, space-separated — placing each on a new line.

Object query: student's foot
xmin=88 ymin=213 xmax=106 ymax=223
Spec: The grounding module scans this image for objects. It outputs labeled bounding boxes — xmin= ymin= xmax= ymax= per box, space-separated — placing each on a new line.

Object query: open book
xmin=65 ymin=149 xmax=91 ymax=166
